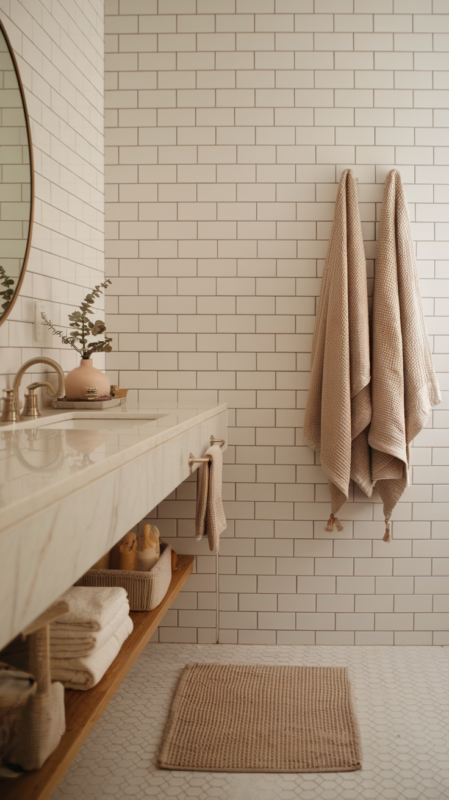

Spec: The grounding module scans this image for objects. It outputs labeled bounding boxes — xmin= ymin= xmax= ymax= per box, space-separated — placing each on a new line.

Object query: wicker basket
xmin=75 ymin=543 xmax=172 ymax=611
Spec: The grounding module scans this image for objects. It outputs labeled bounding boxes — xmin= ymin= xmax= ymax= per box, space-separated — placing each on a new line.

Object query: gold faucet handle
xmin=27 ymin=381 xmax=57 ymax=397
xmin=1 ymin=388 xmax=20 ymax=422
xmin=22 ymin=382 xmax=57 ymax=419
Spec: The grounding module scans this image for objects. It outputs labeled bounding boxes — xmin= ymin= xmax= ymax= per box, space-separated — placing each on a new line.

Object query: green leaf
xmin=91 ymin=320 xmax=107 ymax=336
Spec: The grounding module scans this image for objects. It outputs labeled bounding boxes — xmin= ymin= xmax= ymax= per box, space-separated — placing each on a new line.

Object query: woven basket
xmin=75 ymin=543 xmax=172 ymax=611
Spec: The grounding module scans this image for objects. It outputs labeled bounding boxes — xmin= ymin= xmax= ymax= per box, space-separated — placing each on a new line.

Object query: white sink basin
xmin=0 ymin=411 xmax=168 ymax=433
xmin=42 ymin=417 xmax=162 ymax=431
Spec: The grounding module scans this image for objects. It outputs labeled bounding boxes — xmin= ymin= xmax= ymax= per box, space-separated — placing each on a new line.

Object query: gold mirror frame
xmin=0 ymin=18 xmax=34 ymax=327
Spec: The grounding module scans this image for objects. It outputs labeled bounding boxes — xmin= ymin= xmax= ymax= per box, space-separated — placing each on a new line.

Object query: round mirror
xmin=0 ymin=20 xmax=34 ymax=325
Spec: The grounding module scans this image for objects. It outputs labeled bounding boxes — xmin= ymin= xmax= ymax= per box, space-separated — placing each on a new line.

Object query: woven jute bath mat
xmin=158 ymin=663 xmax=362 ymax=773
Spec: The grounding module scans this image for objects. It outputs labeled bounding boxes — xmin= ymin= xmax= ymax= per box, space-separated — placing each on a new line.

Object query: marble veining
xmin=0 ymin=402 xmax=227 ymax=649
xmin=0 ymin=402 xmax=226 ymax=533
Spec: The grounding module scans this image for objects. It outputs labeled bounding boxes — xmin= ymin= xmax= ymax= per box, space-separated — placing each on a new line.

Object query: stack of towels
xmin=49 ymin=586 xmax=133 ymax=691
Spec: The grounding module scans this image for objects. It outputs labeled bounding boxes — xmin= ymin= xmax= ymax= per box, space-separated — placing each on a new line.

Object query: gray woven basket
xmin=75 ymin=543 xmax=172 ymax=611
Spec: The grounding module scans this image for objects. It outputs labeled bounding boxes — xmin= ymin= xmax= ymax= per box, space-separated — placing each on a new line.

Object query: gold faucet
xmin=1 ymin=357 xmax=65 ymax=422
xmin=1 ymin=388 xmax=19 ymax=422
xmin=22 ymin=381 xmax=57 ymax=419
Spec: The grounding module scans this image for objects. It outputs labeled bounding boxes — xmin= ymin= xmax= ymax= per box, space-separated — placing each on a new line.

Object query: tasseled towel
xmin=304 ymin=169 xmax=373 ymax=533
xmin=369 ymin=170 xmax=441 ymax=541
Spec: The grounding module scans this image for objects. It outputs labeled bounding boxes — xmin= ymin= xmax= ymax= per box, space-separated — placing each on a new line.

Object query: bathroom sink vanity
xmin=0 ymin=401 xmax=226 ymax=798
xmin=0 ymin=400 xmax=227 ymax=650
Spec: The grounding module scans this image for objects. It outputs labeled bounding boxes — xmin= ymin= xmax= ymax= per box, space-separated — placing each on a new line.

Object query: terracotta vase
xmin=65 ymin=358 xmax=110 ymax=401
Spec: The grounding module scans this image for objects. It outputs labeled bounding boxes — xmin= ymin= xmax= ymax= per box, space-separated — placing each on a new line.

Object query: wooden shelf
xmin=0 ymin=555 xmax=194 ymax=800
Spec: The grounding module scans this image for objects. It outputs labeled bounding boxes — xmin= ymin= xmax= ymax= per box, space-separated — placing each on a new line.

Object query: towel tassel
xmin=325 ymin=513 xmax=343 ymax=533
xmin=383 ymin=515 xmax=391 ymax=543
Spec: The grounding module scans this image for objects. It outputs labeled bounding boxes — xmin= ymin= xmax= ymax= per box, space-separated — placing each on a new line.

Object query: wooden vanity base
xmin=0 ymin=555 xmax=194 ymax=800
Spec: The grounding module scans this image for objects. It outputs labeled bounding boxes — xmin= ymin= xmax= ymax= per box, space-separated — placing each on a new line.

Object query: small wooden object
xmin=110 ymin=385 xmax=128 ymax=399
xmin=119 ymin=532 xmax=137 ymax=570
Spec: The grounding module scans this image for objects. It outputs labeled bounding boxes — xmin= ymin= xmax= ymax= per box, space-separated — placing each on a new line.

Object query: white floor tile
xmin=52 ymin=644 xmax=449 ymax=800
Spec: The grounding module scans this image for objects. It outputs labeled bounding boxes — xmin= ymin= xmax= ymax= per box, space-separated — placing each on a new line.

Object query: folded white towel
xmin=50 ymin=602 xmax=131 ymax=658
xmin=50 ymin=615 xmax=133 ymax=691
xmin=53 ymin=586 xmax=128 ymax=632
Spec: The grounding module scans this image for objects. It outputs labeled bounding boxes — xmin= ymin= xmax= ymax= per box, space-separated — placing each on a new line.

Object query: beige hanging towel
xmin=195 ymin=444 xmax=227 ymax=554
xmin=304 ymin=169 xmax=373 ymax=531
xmin=369 ymin=170 xmax=440 ymax=542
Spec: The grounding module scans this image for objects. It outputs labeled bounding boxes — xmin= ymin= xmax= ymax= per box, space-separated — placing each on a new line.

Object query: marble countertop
xmin=0 ymin=401 xmax=227 ymax=534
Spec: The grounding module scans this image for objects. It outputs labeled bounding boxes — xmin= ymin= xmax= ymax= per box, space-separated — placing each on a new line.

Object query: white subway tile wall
xmin=0 ymin=0 xmax=105 ymax=395
xmin=104 ymin=0 xmax=449 ymax=646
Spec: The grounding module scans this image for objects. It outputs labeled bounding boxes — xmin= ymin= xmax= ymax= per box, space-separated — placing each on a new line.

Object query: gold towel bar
xmin=189 ymin=453 xmax=212 ymax=465
xmin=189 ymin=435 xmax=226 ymax=465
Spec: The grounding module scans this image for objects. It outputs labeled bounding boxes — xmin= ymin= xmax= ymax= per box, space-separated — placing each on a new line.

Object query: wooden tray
xmin=50 ymin=397 xmax=121 ymax=410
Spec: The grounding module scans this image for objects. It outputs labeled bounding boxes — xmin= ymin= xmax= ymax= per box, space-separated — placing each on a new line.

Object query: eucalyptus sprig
xmin=41 ymin=279 xmax=113 ymax=359
xmin=0 ymin=265 xmax=15 ymax=314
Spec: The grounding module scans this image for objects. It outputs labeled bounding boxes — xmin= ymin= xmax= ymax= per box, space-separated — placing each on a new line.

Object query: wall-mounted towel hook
xmin=210 ymin=435 xmax=225 ymax=448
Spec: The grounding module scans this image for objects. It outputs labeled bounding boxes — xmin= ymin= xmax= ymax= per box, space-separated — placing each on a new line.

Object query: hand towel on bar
xmin=52 ymin=586 xmax=129 ymax=632
xmin=195 ymin=444 xmax=227 ymax=554
xmin=304 ymin=168 xmax=373 ymax=530
xmin=49 ymin=601 xmax=131 ymax=658
xmin=50 ymin=615 xmax=133 ymax=691
xmin=369 ymin=169 xmax=441 ymax=541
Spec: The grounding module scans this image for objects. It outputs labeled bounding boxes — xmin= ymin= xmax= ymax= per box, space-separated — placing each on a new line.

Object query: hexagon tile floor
xmin=52 ymin=644 xmax=449 ymax=800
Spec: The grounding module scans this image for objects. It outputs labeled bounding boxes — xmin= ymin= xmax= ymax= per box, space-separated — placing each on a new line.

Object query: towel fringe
xmin=383 ymin=515 xmax=391 ymax=543
xmin=325 ymin=513 xmax=343 ymax=533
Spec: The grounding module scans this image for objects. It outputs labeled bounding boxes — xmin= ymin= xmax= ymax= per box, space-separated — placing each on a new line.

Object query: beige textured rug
xmin=158 ymin=663 xmax=362 ymax=773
